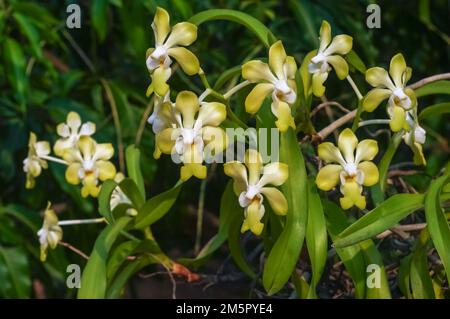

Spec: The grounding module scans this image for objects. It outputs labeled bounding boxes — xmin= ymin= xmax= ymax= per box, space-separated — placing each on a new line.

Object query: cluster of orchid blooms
xmin=25 ymin=7 xmax=427 ymax=261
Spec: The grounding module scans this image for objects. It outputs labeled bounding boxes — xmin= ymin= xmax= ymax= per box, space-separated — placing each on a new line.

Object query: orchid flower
xmin=308 ymin=21 xmax=353 ymax=97
xmin=242 ymin=41 xmax=297 ymax=132
xmin=316 ymin=129 xmax=379 ymax=210
xmin=146 ymin=7 xmax=199 ymax=96
xmin=224 ymin=149 xmax=288 ymax=235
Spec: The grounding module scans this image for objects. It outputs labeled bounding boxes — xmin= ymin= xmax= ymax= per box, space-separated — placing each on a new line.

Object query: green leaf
xmin=134 ymin=182 xmax=183 ymax=229
xmin=78 ymin=217 xmax=132 ymax=299
xmin=98 ymin=179 xmax=118 ymax=222
xmin=125 ymin=145 xmax=145 ymax=198
xmin=291 ymin=271 xmax=310 ymax=299
xmin=287 ymin=0 xmax=318 ymax=47
xmin=118 ymin=178 xmax=145 ymax=208
xmin=0 ymin=247 xmax=31 ymax=298
xmin=189 ymin=9 xmax=276 ymax=48
xmin=228 ymin=212 xmax=256 ymax=279
xmin=424 ymin=173 xmax=450 ymax=283
xmin=359 ymin=240 xmax=391 ymax=299
xmin=345 ymin=50 xmax=367 ymax=74
xmin=213 ymin=65 xmax=241 ymax=90
xmin=299 ymin=50 xmax=317 ymax=104
xmin=398 ymin=254 xmax=413 ymax=299
xmin=334 ymin=194 xmax=425 ymax=248
xmin=305 ymin=179 xmax=327 ymax=298
xmin=377 ymin=131 xmax=403 ymax=194
xmin=410 ymin=230 xmax=435 ymax=299
xmin=13 ymin=13 xmax=43 ymax=59
xmin=178 ymin=181 xmax=240 ymax=268
xmin=91 ymin=0 xmax=109 ymax=42
xmin=3 ymin=37 xmax=28 ymax=107
xmin=415 ymin=80 xmax=450 ymax=97
xmin=418 ymin=102 xmax=450 ymax=120
xmin=106 ymin=240 xmax=140 ymax=280
xmin=263 ymin=128 xmax=308 ymax=295
xmin=323 ymin=200 xmax=366 ymax=298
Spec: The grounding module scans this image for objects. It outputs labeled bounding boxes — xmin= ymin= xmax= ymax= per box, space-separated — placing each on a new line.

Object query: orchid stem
xmin=40 ymin=155 xmax=68 ymax=165
xmin=58 ymin=217 xmax=105 ymax=226
xmin=223 ymin=80 xmax=250 ymax=100
xmin=346 ymin=75 xmax=363 ymax=100
xmin=199 ymin=68 xmax=211 ymax=89
xmin=358 ymin=119 xmax=391 ymax=128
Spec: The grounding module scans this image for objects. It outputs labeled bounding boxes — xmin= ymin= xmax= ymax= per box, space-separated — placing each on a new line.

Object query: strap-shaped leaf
xmin=189 ymin=9 xmax=276 ymax=48
xmin=125 ymin=145 xmax=145 ymax=198
xmin=419 ymin=102 xmax=450 ymax=120
xmin=263 ymin=128 xmax=308 ymax=295
xmin=415 ymin=80 xmax=450 ymax=97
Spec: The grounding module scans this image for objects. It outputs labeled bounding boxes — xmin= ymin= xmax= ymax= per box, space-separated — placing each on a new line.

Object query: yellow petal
xmin=389 ymin=105 xmax=406 ymax=132
xmin=318 ymin=142 xmax=345 ymax=164
xmin=167 ymin=47 xmax=199 ymax=75
xmin=180 ymin=163 xmax=206 ymax=181
xmin=327 ymin=55 xmax=349 ymax=80
xmin=223 ymin=161 xmax=248 ymax=195
xmin=324 ymin=34 xmax=352 ymax=56
xmin=175 ymin=91 xmax=199 ymax=128
xmin=67 ymin=111 xmax=81 ymax=130
xmin=96 ymin=160 xmax=117 ymax=181
xmin=197 ymin=102 xmax=226 ymax=127
xmin=95 ymin=143 xmax=114 ymax=160
xmin=202 ymin=126 xmax=228 ymax=157
xmin=318 ymin=20 xmax=331 ymax=52
xmin=56 ymin=123 xmax=70 ymax=137
xmin=316 ymin=164 xmax=342 ymax=191
xmin=260 ymin=187 xmax=288 ymax=215
xmin=273 ymin=101 xmax=295 ymax=132
xmin=285 ymin=56 xmax=297 ymax=79
xmin=155 ymin=128 xmax=176 ymax=154
xmin=362 ymin=88 xmax=391 ymax=112
xmin=242 ymin=60 xmax=276 ymax=83
xmin=340 ymin=181 xmax=366 ymax=210
xmin=244 ymin=200 xmax=264 ymax=235
xmin=312 ymin=71 xmax=328 ymax=97
xmin=355 ymin=139 xmax=378 ymax=162
xmin=65 ymin=163 xmax=81 ymax=185
xmin=82 ymin=174 xmax=100 ymax=197
xmin=358 ymin=161 xmax=379 ymax=186
xmin=389 ymin=53 xmax=407 ymax=88
xmin=269 ymin=40 xmax=287 ymax=80
xmin=165 ymin=22 xmax=197 ymax=47
xmin=77 ymin=136 xmax=95 ymax=159
xmin=411 ymin=142 xmax=427 ymax=166
xmin=258 ymin=162 xmax=288 ymax=187
xmin=152 ymin=67 xmax=171 ymax=96
xmin=405 ymin=88 xmax=417 ymax=109
xmin=338 ymin=128 xmax=358 ymax=163
xmin=152 ymin=7 xmax=170 ymax=46
xmin=244 ymin=149 xmax=263 ymax=185
xmin=365 ymin=67 xmax=394 ymax=89
xmin=245 ymin=83 xmax=274 ymax=114
xmin=35 ymin=141 xmax=50 ymax=157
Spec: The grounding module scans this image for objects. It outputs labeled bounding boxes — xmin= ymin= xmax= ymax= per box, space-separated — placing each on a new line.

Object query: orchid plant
xmin=22 ymin=6 xmax=450 ymax=300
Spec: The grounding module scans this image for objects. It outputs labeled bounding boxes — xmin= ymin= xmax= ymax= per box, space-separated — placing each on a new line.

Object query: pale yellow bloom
xmin=224 ymin=149 xmax=288 ymax=236
xmin=316 ymin=129 xmax=379 ymax=210
xmin=54 ymin=111 xmax=96 ymax=156
xmin=146 ymin=7 xmax=199 ymax=96
xmin=63 ymin=136 xmax=116 ymax=197
xmin=23 ymin=132 xmax=50 ymax=189
xmin=403 ymin=109 xmax=426 ymax=166
xmin=147 ymin=91 xmax=172 ymax=134
xmin=155 ymin=91 xmax=228 ymax=181
xmin=109 ymin=173 xmax=137 ymax=216
xmin=363 ymin=53 xmax=417 ymax=132
xmin=308 ymin=21 xmax=353 ymax=97
xmin=37 ymin=202 xmax=62 ymax=262
xmin=242 ymin=41 xmax=297 ymax=132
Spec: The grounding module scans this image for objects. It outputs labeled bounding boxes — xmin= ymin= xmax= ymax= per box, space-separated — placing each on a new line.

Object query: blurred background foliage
xmin=0 ymin=0 xmax=448 ymax=298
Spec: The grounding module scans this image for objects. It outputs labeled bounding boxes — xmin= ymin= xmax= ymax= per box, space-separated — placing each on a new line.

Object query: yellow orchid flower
xmin=241 ymin=40 xmax=297 ymax=132
xmin=146 ymin=7 xmax=199 ymax=96
xmin=54 ymin=111 xmax=96 ymax=156
xmin=148 ymin=91 xmax=172 ymax=134
xmin=62 ymin=136 xmax=116 ymax=198
xmin=403 ymin=109 xmax=427 ymax=166
xmin=308 ymin=20 xmax=353 ymax=97
xmin=155 ymin=91 xmax=228 ymax=181
xmin=224 ymin=149 xmax=288 ymax=236
xmin=315 ymin=128 xmax=379 ymax=210
xmin=363 ymin=53 xmax=417 ymax=132
xmin=37 ymin=202 xmax=62 ymax=262
xmin=23 ymin=132 xmax=50 ymax=189
xmin=109 ymin=172 xmax=137 ymax=216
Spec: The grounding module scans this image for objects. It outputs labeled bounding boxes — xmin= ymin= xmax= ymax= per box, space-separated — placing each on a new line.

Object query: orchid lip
xmin=245 ymin=185 xmax=260 ymax=200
